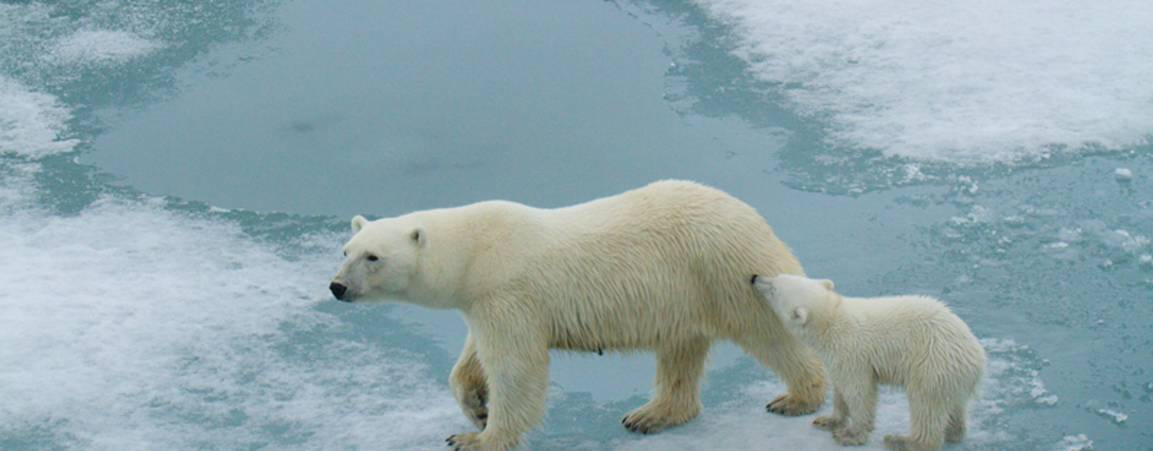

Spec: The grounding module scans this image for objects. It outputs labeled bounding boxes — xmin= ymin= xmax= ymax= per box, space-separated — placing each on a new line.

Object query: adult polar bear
xmin=329 ymin=180 xmax=825 ymax=450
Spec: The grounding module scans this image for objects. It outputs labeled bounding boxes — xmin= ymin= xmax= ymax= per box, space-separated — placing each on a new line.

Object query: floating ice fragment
xmin=902 ymin=164 xmax=927 ymax=182
xmin=1114 ymin=167 xmax=1133 ymax=181
xmin=52 ymin=30 xmax=163 ymax=64
xmin=1029 ymin=379 xmax=1058 ymax=406
xmin=1096 ymin=408 xmax=1128 ymax=424
xmin=1057 ymin=227 xmax=1083 ymax=243
xmin=693 ymin=0 xmax=1153 ymax=163
xmin=1056 ymin=434 xmax=1093 ymax=451
xmin=1100 ymin=229 xmax=1151 ymax=254
xmin=0 ymin=77 xmax=81 ymax=157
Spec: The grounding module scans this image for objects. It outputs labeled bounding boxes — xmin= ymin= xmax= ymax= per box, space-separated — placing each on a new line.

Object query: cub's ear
xmin=792 ymin=306 xmax=809 ymax=325
xmin=818 ymin=279 xmax=835 ymax=291
xmin=410 ymin=227 xmax=426 ymax=247
xmin=351 ymin=215 xmax=368 ymax=233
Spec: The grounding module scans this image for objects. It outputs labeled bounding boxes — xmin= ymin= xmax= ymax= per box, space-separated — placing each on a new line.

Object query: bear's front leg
xmin=622 ymin=337 xmax=709 ymax=434
xmin=447 ymin=313 xmax=549 ymax=450
xmin=451 ymin=333 xmax=489 ymax=430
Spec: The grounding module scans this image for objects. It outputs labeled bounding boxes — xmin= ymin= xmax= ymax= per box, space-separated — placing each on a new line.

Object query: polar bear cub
xmin=751 ymin=274 xmax=985 ymax=451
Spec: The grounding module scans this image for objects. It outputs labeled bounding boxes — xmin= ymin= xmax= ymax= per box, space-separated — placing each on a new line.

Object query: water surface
xmin=2 ymin=0 xmax=1150 ymax=449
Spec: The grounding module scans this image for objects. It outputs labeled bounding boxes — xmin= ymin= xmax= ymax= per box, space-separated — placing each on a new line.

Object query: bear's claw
xmin=445 ymin=432 xmax=481 ymax=450
xmin=812 ymin=415 xmax=844 ymax=430
xmin=766 ymin=394 xmax=821 ymax=416
xmin=622 ymin=414 xmax=659 ymax=434
xmin=447 ymin=431 xmax=517 ymax=451
xmin=621 ymin=401 xmax=699 ymax=434
xmin=459 ymin=388 xmax=489 ymax=430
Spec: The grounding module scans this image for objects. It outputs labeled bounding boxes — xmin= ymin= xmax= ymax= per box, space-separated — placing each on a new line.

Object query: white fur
xmin=332 ymin=180 xmax=826 ymax=450
xmin=753 ymin=274 xmax=986 ymax=451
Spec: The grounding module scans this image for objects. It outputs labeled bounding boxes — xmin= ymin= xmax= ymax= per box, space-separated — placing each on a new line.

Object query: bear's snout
xmin=329 ymin=282 xmax=349 ymax=301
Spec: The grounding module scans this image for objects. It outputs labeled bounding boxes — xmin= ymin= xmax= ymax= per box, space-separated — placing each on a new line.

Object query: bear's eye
xmin=366 ymin=254 xmax=379 ymax=262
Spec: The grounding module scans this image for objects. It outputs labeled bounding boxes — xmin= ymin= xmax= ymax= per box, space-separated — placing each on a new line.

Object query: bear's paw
xmin=767 ymin=393 xmax=822 ymax=416
xmin=621 ymin=401 xmax=699 ymax=434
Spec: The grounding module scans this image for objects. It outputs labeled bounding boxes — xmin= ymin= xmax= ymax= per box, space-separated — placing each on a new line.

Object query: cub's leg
xmin=831 ymin=376 xmax=876 ymax=446
xmin=622 ymin=336 xmax=710 ymax=434
xmin=813 ymin=388 xmax=848 ymax=431
xmin=883 ymin=386 xmax=948 ymax=451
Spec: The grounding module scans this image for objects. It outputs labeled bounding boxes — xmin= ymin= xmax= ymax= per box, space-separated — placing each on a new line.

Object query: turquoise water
xmin=2 ymin=1 xmax=1150 ymax=449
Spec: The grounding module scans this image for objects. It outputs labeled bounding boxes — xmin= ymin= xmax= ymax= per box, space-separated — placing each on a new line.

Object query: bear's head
xmin=751 ymin=274 xmax=839 ymax=340
xmin=329 ymin=214 xmax=426 ymax=304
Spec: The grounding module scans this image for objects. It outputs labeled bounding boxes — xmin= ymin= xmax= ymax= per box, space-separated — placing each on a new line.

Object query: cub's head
xmin=329 ymin=215 xmax=426 ymax=303
xmin=750 ymin=274 xmax=840 ymax=338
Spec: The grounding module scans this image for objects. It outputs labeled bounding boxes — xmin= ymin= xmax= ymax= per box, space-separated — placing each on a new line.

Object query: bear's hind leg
xmin=737 ymin=330 xmax=826 ymax=416
xmin=622 ymin=336 xmax=710 ymax=434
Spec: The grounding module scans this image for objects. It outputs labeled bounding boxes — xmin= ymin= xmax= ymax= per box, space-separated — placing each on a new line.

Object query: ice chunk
xmin=0 ymin=77 xmax=80 ymax=157
xmin=1096 ymin=408 xmax=1128 ymax=424
xmin=1056 ymin=434 xmax=1093 ymax=451
xmin=51 ymin=30 xmax=163 ymax=65
xmin=1114 ymin=167 xmax=1133 ymax=181
xmin=693 ymin=0 xmax=1153 ymax=162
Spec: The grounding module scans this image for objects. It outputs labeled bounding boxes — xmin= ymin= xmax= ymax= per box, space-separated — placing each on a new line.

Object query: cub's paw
xmin=883 ymin=434 xmax=934 ymax=451
xmin=766 ymin=394 xmax=821 ymax=416
xmin=812 ymin=415 xmax=844 ymax=431
xmin=833 ymin=426 xmax=869 ymax=446
xmin=621 ymin=402 xmax=699 ymax=434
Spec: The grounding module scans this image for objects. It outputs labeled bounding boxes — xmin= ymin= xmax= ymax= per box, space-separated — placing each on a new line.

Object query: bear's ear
xmin=818 ymin=279 xmax=835 ymax=292
xmin=792 ymin=306 xmax=809 ymax=325
xmin=351 ymin=215 xmax=368 ymax=233
xmin=410 ymin=227 xmax=426 ymax=247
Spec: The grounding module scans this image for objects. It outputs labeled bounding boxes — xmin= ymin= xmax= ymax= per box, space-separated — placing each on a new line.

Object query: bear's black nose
xmin=329 ymin=282 xmax=348 ymax=301
xmin=750 ymin=274 xmax=759 ymax=285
